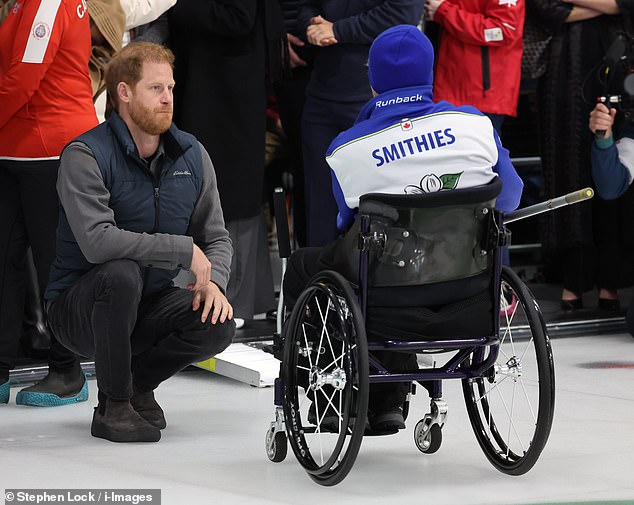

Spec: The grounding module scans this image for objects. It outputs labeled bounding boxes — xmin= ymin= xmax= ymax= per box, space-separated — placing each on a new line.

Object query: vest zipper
xmin=153 ymin=185 xmax=160 ymax=232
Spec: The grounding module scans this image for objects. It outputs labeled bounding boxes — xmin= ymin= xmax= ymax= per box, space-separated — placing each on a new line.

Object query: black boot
xmin=130 ymin=386 xmax=166 ymax=429
xmin=20 ymin=248 xmax=51 ymax=360
xmin=16 ymin=360 xmax=88 ymax=406
xmin=91 ymin=391 xmax=161 ymax=443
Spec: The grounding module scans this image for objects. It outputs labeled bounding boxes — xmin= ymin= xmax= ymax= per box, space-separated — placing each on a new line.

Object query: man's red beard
xmin=129 ymin=100 xmax=173 ymax=135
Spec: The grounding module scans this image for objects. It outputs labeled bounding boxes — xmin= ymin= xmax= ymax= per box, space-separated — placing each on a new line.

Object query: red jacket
xmin=0 ymin=0 xmax=97 ymax=159
xmin=433 ymin=0 xmax=524 ymax=117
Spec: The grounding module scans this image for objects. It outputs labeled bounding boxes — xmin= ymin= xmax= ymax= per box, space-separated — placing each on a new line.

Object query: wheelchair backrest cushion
xmin=329 ymin=179 xmax=502 ymax=290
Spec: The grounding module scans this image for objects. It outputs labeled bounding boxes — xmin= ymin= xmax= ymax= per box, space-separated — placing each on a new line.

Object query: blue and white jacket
xmin=325 ymin=85 xmax=524 ymax=230
xmin=591 ymin=124 xmax=634 ymax=200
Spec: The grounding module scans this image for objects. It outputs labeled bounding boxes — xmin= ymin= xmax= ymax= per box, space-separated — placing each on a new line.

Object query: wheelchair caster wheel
xmin=266 ymin=426 xmax=287 ymax=463
xmin=414 ymin=418 xmax=442 ymax=454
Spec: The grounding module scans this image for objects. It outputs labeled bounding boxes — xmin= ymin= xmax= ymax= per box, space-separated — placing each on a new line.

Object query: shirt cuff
xmin=173 ymin=235 xmax=194 ymax=269
xmin=595 ymin=134 xmax=614 ymax=150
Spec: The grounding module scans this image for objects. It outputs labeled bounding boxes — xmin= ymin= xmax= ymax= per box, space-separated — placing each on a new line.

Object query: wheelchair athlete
xmin=283 ymin=25 xmax=523 ymax=433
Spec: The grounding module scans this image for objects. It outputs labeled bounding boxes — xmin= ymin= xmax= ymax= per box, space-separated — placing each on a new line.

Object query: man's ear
xmin=117 ymin=82 xmax=131 ymax=104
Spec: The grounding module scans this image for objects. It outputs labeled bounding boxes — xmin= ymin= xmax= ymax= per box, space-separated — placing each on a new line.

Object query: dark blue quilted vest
xmin=45 ymin=112 xmax=203 ymax=300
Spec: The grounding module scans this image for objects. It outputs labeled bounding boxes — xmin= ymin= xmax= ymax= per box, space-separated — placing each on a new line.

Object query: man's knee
xmin=194 ymin=320 xmax=236 ymax=361
xmin=95 ymin=259 xmax=143 ymax=299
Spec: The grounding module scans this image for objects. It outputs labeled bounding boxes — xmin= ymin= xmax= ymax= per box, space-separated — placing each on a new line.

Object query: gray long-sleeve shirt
xmin=57 ymin=139 xmax=233 ymax=292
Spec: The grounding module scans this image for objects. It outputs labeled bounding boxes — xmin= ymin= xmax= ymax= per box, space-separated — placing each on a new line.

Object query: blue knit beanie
xmin=368 ymin=25 xmax=435 ymax=93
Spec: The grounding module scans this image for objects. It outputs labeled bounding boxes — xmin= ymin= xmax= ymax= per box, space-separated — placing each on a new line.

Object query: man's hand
xmin=425 ymin=0 xmax=445 ymax=21
xmin=287 ymin=33 xmax=307 ymax=68
xmin=589 ymin=103 xmax=616 ymax=138
xmin=307 ymin=16 xmax=337 ymax=47
xmin=188 ymin=244 xmax=211 ymax=292
xmin=192 ymin=282 xmax=233 ymax=324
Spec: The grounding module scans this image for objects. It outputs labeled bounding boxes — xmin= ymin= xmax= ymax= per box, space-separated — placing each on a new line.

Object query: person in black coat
xmin=168 ymin=0 xmax=287 ymax=324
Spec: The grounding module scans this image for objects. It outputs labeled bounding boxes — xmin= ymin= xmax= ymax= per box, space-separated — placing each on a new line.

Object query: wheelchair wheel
xmin=414 ymin=418 xmax=442 ymax=454
xmin=463 ymin=266 xmax=555 ymax=475
xmin=282 ymin=270 xmax=369 ymax=486
xmin=265 ymin=426 xmax=288 ymax=463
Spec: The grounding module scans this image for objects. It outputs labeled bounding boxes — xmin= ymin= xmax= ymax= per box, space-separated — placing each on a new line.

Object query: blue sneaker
xmin=16 ymin=379 xmax=88 ymax=407
xmin=0 ymin=380 xmax=9 ymax=404
xmin=16 ymin=363 xmax=89 ymax=407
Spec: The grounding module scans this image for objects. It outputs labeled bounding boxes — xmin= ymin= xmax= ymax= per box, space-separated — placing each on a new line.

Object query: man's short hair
xmin=105 ymin=41 xmax=175 ymax=111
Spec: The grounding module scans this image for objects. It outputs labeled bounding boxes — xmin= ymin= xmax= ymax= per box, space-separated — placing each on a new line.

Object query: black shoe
xmin=91 ymin=394 xmax=160 ymax=443
xmin=560 ymin=298 xmax=583 ymax=312
xmin=130 ymin=388 xmax=166 ymax=429
xmin=368 ymin=407 xmax=405 ymax=432
xmin=598 ymin=298 xmax=620 ymax=311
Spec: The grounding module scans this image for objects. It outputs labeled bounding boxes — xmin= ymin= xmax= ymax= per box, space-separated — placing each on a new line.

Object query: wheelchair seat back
xmin=330 ymin=178 xmax=502 ymax=288
xmin=325 ymin=178 xmax=504 ymax=340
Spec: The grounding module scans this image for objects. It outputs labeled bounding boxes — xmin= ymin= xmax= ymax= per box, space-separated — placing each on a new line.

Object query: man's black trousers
xmin=47 ymin=259 xmax=235 ymax=400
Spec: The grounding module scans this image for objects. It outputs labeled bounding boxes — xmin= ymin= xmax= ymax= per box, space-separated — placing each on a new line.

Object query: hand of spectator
xmin=287 ymin=33 xmax=307 ymax=68
xmin=192 ymin=282 xmax=233 ymax=324
xmin=589 ymin=103 xmax=616 ymax=138
xmin=307 ymin=16 xmax=337 ymax=46
xmin=425 ymin=0 xmax=445 ymax=21
xmin=188 ymin=244 xmax=212 ymax=292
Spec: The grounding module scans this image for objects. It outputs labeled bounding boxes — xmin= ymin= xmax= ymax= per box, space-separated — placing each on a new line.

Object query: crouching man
xmin=44 ymin=42 xmax=235 ymax=443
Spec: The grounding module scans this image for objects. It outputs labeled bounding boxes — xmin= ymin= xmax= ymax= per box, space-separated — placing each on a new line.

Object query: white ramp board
xmin=196 ymin=343 xmax=279 ymax=388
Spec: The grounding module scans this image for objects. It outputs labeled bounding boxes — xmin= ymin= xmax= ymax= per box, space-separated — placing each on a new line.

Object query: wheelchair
xmin=265 ymin=178 xmax=556 ymax=486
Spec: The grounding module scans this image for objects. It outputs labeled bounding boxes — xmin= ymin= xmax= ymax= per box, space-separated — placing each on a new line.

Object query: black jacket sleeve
xmin=333 ymin=0 xmax=424 ymax=45
xmin=526 ymin=0 xmax=572 ymax=33
xmin=169 ymin=0 xmax=258 ymax=37
xmin=617 ymin=0 xmax=634 ymax=14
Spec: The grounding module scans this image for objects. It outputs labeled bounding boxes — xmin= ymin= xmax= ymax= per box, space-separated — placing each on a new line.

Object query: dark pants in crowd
xmin=0 ymin=159 xmax=75 ymax=383
xmin=301 ymin=97 xmax=365 ymax=247
xmin=47 ymin=259 xmax=235 ymax=400
xmin=274 ymin=66 xmax=311 ymax=247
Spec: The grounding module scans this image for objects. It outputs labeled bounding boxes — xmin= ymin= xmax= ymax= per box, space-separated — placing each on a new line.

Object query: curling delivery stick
xmin=503 ymin=188 xmax=594 ymax=225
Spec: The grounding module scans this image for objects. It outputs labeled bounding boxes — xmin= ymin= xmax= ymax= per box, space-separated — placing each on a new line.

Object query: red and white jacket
xmin=432 ymin=0 xmax=524 ymax=117
xmin=0 ymin=0 xmax=97 ymax=160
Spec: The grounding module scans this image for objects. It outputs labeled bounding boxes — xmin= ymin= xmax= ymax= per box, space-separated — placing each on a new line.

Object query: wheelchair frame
xmin=265 ymin=184 xmax=556 ymax=486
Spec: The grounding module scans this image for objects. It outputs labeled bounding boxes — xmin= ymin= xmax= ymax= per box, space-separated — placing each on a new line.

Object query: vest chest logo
xmin=404 ymin=172 xmax=463 ymax=194
xmin=172 ymin=169 xmax=192 ymax=177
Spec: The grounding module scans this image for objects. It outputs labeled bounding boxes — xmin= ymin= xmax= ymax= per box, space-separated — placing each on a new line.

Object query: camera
xmin=596 ymin=33 xmax=634 ymax=120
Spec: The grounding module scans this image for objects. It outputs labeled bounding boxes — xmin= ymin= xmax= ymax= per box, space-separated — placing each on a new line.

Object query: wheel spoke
xmin=506 ymin=382 xmax=516 ymax=457
xmin=317 ymin=347 xmax=348 ymax=376
xmin=498 ymin=340 xmax=511 ymax=362
xmin=474 ymin=374 xmax=512 ymax=404
xmin=315 ymin=296 xmax=332 ymax=369
xmin=493 ymin=380 xmax=526 ymax=455
xmin=301 ymin=324 xmax=314 ymax=370
xmin=519 ymin=376 xmax=538 ymax=424
xmin=518 ymin=336 xmax=535 ymax=363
